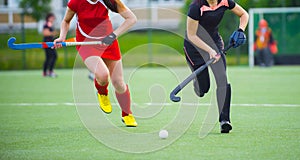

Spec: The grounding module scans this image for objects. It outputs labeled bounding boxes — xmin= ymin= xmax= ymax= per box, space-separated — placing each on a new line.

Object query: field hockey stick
xmin=170 ymin=44 xmax=233 ymax=102
xmin=7 ymin=37 xmax=103 ymax=50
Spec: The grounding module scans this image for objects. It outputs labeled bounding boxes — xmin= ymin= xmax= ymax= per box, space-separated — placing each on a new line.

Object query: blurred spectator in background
xmin=43 ymin=13 xmax=58 ymax=77
xmin=254 ymin=19 xmax=277 ymax=67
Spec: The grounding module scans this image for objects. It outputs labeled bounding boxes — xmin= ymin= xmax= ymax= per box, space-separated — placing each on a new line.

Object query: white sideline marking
xmin=0 ymin=102 xmax=300 ymax=108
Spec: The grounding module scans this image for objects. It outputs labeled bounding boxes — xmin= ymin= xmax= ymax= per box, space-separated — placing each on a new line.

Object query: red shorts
xmin=76 ymin=39 xmax=121 ymax=61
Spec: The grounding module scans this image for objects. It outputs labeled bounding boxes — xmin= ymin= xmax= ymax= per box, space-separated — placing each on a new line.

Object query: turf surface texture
xmin=0 ymin=67 xmax=299 ymax=159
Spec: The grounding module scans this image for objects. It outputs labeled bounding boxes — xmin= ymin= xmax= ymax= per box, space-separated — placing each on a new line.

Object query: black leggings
xmin=43 ymin=48 xmax=57 ymax=73
xmin=184 ymin=41 xmax=231 ymax=122
xmin=256 ymin=48 xmax=274 ymax=66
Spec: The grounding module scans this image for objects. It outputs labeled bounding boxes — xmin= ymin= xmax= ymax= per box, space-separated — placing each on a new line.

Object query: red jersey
xmin=67 ymin=0 xmax=121 ymax=61
xmin=68 ymin=0 xmax=113 ymax=41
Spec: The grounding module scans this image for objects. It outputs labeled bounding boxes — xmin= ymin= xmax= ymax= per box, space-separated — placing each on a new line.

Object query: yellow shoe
xmin=97 ymin=93 xmax=112 ymax=114
xmin=122 ymin=114 xmax=138 ymax=127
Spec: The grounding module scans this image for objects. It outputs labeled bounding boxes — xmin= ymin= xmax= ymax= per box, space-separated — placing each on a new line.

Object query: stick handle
xmin=223 ymin=43 xmax=234 ymax=54
xmin=65 ymin=41 xmax=103 ymax=46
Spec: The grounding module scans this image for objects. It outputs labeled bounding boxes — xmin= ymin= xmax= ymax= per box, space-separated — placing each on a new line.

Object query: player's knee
xmin=111 ymin=80 xmax=126 ymax=93
xmin=94 ymin=70 xmax=109 ymax=85
xmin=194 ymin=88 xmax=205 ymax=97
xmin=193 ymin=80 xmax=210 ymax=97
xmin=216 ymin=83 xmax=231 ymax=95
xmin=215 ymin=74 xmax=228 ymax=88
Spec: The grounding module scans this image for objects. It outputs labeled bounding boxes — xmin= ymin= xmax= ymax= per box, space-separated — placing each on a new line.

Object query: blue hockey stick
xmin=7 ymin=37 xmax=103 ymax=50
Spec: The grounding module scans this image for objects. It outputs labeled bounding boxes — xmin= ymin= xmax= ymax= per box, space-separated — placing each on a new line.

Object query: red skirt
xmin=76 ymin=39 xmax=121 ymax=61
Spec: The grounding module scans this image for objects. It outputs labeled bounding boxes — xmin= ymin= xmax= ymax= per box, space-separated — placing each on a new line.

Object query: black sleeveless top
xmin=187 ymin=0 xmax=236 ymax=42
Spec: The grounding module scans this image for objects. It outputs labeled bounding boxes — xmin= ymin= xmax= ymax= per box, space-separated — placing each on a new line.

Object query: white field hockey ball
xmin=159 ymin=130 xmax=168 ymax=139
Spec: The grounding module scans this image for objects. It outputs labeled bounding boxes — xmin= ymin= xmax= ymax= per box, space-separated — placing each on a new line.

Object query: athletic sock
xmin=115 ymin=85 xmax=132 ymax=117
xmin=217 ymin=84 xmax=231 ymax=122
xmin=94 ymin=79 xmax=108 ymax=95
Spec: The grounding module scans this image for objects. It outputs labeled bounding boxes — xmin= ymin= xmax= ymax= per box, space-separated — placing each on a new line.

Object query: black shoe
xmin=220 ymin=121 xmax=232 ymax=133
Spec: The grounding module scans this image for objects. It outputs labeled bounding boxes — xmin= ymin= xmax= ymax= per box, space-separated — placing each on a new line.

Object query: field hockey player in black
xmin=184 ymin=0 xmax=249 ymax=133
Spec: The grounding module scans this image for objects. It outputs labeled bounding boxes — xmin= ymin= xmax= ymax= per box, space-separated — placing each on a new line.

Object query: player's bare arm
xmin=54 ymin=7 xmax=75 ymax=48
xmin=231 ymin=4 xmax=249 ymax=31
xmin=113 ymin=0 xmax=137 ymax=37
xmin=101 ymin=0 xmax=136 ymax=45
xmin=186 ymin=17 xmax=220 ymax=63
xmin=228 ymin=3 xmax=248 ymax=48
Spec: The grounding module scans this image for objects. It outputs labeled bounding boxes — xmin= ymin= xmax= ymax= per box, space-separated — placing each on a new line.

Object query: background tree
xmin=19 ymin=0 xmax=51 ymax=21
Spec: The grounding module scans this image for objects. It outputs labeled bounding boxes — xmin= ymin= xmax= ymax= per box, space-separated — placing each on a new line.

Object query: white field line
xmin=0 ymin=102 xmax=300 ymax=108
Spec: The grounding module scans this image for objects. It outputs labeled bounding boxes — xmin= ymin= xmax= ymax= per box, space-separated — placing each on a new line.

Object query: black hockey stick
xmin=170 ymin=44 xmax=233 ymax=102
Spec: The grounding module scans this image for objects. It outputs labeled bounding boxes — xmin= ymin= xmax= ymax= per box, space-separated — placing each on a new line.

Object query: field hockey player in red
xmin=53 ymin=0 xmax=138 ymax=127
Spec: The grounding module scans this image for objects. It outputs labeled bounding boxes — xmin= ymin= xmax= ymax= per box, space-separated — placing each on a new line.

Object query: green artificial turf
xmin=0 ymin=66 xmax=299 ymax=159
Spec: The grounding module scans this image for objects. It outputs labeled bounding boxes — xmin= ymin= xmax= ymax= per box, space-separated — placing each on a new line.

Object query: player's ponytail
xmin=103 ymin=0 xmax=118 ymax=13
xmin=192 ymin=0 xmax=203 ymax=6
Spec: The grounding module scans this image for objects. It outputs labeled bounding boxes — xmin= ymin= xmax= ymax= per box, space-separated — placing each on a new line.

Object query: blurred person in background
xmin=43 ymin=13 xmax=58 ymax=77
xmin=254 ymin=19 xmax=277 ymax=67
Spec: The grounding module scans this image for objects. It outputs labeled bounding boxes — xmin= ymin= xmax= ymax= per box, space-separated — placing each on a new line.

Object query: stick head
xmin=7 ymin=37 xmax=17 ymax=49
xmin=170 ymin=90 xmax=181 ymax=102
xmin=170 ymin=95 xmax=181 ymax=102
